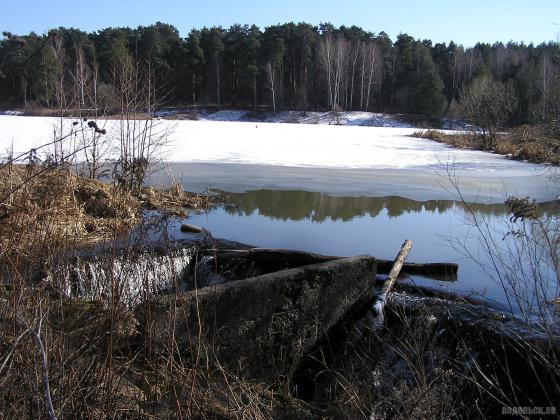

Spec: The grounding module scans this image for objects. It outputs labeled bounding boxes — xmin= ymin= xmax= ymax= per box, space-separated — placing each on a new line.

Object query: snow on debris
xmin=155 ymin=109 xmax=413 ymax=127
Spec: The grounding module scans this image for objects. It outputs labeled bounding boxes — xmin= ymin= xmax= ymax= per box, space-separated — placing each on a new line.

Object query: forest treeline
xmin=0 ymin=22 xmax=559 ymax=124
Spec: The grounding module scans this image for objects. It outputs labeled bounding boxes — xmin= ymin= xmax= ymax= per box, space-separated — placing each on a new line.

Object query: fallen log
xmin=180 ymin=223 xmax=204 ymax=233
xmin=376 ymin=260 xmax=457 ymax=279
xmin=199 ymin=247 xmax=457 ymax=281
xmin=372 ymin=239 xmax=413 ymax=329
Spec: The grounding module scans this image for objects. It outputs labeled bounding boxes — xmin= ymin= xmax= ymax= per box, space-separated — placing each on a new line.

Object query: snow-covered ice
xmin=168 ymin=120 xmax=539 ymax=171
xmin=0 ymin=115 xmax=553 ymax=202
xmin=0 ymin=115 xmax=543 ymax=171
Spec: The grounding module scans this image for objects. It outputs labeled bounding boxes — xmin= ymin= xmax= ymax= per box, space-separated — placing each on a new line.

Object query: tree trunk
xmin=216 ymin=61 xmax=221 ymax=109
xmin=253 ymin=74 xmax=257 ymax=111
xmin=192 ymin=74 xmax=196 ymax=105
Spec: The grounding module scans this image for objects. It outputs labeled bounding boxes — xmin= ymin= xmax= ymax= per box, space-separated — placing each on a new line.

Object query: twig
xmin=0 ymin=301 xmax=58 ymax=420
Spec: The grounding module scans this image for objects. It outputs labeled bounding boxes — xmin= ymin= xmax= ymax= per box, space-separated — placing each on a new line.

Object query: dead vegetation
xmin=412 ymin=123 xmax=560 ymax=165
xmin=0 ymin=165 xmax=213 ymax=266
xmin=0 ymin=164 xmax=221 ymax=418
xmin=0 ymin=166 xmax=138 ymax=264
xmin=140 ymin=182 xmax=213 ymax=217
xmin=0 ymin=281 xmax=305 ymax=418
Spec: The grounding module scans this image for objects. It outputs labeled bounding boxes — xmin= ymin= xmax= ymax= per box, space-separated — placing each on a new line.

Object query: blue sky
xmin=1 ymin=0 xmax=558 ymax=46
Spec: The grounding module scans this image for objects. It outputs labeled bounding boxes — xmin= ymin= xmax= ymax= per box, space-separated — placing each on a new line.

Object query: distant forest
xmin=0 ymin=22 xmax=559 ymax=124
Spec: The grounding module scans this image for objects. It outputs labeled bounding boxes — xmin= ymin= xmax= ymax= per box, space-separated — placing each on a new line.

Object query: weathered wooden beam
xmin=376 ymin=260 xmax=458 ymax=278
xmin=200 ymin=247 xmax=457 ymax=280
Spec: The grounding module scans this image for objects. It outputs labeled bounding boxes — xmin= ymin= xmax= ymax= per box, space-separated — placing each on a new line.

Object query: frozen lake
xmin=1 ymin=115 xmax=554 ymax=202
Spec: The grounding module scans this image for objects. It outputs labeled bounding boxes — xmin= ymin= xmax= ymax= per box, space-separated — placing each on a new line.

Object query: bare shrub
xmin=459 ymin=76 xmax=517 ymax=148
xmin=441 ymin=167 xmax=560 ymax=411
xmin=110 ymin=56 xmax=172 ymax=196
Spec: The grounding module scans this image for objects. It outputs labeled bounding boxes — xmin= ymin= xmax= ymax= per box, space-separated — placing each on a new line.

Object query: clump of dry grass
xmin=412 ymin=124 xmax=560 ymax=165
xmin=494 ymin=124 xmax=560 ymax=164
xmin=0 ymin=165 xmax=215 ymax=267
xmin=0 ymin=166 xmax=140 ymax=264
xmin=411 ymin=129 xmax=483 ymax=149
xmin=141 ymin=182 xmax=214 ymax=217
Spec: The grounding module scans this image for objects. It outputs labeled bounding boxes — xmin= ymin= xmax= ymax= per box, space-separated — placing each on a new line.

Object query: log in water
xmin=201 ymin=247 xmax=458 ymax=280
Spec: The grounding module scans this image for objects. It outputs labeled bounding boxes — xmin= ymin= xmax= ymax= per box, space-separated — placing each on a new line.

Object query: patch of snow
xmin=198 ymin=110 xmax=248 ymax=122
xmin=439 ymin=118 xmax=477 ymax=130
xmin=343 ymin=112 xmax=410 ymax=127
xmin=0 ymin=110 xmax=23 ymax=116
xmin=154 ymin=109 xmax=179 ymax=117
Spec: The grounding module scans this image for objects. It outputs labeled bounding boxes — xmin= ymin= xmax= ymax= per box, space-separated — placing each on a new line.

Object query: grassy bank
xmin=0 ymin=165 xmax=212 ymax=265
xmin=412 ymin=124 xmax=560 ymax=165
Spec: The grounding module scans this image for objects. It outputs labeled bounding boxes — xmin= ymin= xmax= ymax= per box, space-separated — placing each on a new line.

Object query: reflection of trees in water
xmin=216 ymin=190 xmax=559 ymax=222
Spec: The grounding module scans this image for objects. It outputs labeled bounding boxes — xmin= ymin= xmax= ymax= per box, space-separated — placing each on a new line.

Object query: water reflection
xmin=215 ymin=189 xmax=559 ymax=222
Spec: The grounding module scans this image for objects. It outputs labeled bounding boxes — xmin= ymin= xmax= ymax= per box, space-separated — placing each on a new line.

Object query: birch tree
xmin=265 ymin=61 xmax=277 ymax=112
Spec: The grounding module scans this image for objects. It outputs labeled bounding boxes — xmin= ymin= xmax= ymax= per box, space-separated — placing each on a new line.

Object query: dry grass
xmin=0 ymin=164 xmax=258 ymax=418
xmin=312 ymin=305 xmax=468 ymax=419
xmin=0 ymin=165 xmax=215 ymax=279
xmin=0 ymin=166 xmax=140 ymax=265
xmin=0 ymin=281 xmax=307 ymax=418
xmin=412 ymin=124 xmax=560 ymax=165
xmin=495 ymin=124 xmax=560 ymax=164
xmin=141 ymin=182 xmax=214 ymax=217
xmin=411 ymin=129 xmax=484 ymax=149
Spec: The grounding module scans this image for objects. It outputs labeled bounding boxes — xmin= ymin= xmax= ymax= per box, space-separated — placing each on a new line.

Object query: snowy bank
xmin=192 ymin=109 xmax=413 ymax=128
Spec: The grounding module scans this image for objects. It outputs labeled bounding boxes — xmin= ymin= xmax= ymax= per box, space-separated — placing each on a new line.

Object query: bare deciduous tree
xmin=319 ymin=34 xmax=349 ymax=111
xmin=460 ymin=76 xmax=518 ymax=148
xmin=348 ymin=40 xmax=361 ymax=110
xmin=319 ymin=33 xmax=335 ymax=110
xmin=364 ymin=40 xmax=381 ymax=112
xmin=265 ymin=61 xmax=277 ymax=112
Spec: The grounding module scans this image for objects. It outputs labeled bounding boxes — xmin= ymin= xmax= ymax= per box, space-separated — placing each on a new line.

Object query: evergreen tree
xmin=185 ymin=30 xmax=205 ymax=105
xmin=200 ymin=27 xmax=225 ymax=107
xmin=0 ymin=22 xmax=558 ymax=123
